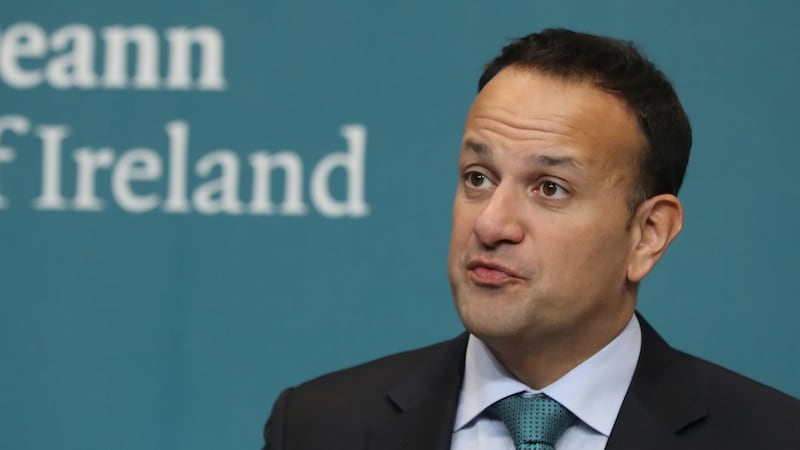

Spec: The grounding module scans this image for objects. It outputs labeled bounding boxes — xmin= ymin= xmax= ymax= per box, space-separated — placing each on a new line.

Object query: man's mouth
xmin=466 ymin=259 xmax=524 ymax=286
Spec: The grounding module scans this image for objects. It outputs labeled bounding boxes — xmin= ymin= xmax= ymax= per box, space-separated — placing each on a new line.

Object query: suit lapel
xmin=606 ymin=314 xmax=708 ymax=450
xmin=367 ymin=334 xmax=468 ymax=450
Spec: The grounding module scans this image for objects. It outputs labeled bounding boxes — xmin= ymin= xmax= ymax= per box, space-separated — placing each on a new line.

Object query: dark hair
xmin=479 ymin=28 xmax=692 ymax=209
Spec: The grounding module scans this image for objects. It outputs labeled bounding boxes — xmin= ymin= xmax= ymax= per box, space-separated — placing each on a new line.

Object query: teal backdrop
xmin=1 ymin=1 xmax=798 ymax=449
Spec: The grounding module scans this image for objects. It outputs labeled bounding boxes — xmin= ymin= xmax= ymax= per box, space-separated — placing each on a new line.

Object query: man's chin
xmin=458 ymin=311 xmax=528 ymax=342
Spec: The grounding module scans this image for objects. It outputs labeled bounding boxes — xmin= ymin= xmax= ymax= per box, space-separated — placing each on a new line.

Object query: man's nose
xmin=472 ymin=184 xmax=525 ymax=247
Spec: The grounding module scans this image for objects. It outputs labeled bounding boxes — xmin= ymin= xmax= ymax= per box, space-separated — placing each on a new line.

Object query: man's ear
xmin=627 ymin=194 xmax=684 ymax=283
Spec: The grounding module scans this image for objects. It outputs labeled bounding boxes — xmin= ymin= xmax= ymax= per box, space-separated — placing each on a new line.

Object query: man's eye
xmin=464 ymin=171 xmax=491 ymax=189
xmin=536 ymin=181 xmax=567 ymax=199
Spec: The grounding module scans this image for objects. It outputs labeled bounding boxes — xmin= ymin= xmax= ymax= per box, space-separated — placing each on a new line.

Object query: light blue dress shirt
xmin=451 ymin=315 xmax=641 ymax=450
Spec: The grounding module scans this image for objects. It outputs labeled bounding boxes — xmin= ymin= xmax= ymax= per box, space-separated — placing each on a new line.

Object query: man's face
xmin=448 ymin=67 xmax=646 ymax=348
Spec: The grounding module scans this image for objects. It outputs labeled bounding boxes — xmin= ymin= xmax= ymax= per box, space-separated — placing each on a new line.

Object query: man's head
xmin=448 ymin=29 xmax=690 ymax=385
xmin=479 ymin=28 xmax=692 ymax=212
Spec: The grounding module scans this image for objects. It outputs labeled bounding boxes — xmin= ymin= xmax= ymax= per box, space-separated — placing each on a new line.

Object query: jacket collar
xmin=606 ymin=313 xmax=709 ymax=449
xmin=364 ymin=313 xmax=710 ymax=450
xmin=367 ymin=333 xmax=468 ymax=450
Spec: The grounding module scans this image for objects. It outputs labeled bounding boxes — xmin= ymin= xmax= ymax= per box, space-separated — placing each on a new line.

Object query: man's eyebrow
xmin=531 ymin=154 xmax=581 ymax=171
xmin=462 ymin=139 xmax=491 ymax=156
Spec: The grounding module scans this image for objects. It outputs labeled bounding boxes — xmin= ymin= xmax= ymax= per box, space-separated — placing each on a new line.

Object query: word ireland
xmin=0 ymin=115 xmax=369 ymax=217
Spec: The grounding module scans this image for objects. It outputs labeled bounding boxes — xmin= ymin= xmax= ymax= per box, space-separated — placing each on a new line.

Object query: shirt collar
xmin=454 ymin=314 xmax=641 ymax=436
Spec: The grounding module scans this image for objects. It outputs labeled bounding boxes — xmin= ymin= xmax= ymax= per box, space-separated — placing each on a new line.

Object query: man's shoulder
xmin=610 ymin=319 xmax=799 ymax=449
xmin=679 ymin=349 xmax=800 ymax=412
xmin=669 ymin=351 xmax=800 ymax=448
xmin=637 ymin=314 xmax=797 ymax=403
xmin=637 ymin=316 xmax=799 ymax=416
xmin=290 ymin=333 xmax=468 ymax=399
xmin=264 ymin=335 xmax=468 ymax=449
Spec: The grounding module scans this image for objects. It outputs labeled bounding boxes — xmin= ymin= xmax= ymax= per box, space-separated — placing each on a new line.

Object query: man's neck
xmin=482 ymin=308 xmax=635 ymax=389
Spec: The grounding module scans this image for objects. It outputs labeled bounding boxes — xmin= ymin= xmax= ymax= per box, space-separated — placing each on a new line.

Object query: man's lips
xmin=466 ymin=258 xmax=524 ymax=285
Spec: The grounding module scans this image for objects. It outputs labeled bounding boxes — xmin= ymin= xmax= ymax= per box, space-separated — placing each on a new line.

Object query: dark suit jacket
xmin=263 ymin=315 xmax=800 ymax=449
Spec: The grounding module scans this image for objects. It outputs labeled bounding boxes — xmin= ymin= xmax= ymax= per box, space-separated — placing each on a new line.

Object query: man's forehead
xmin=463 ymin=68 xmax=645 ymax=166
xmin=470 ymin=67 xmax=640 ymax=125
xmin=474 ymin=66 xmax=600 ymax=105
xmin=460 ymin=138 xmax=584 ymax=173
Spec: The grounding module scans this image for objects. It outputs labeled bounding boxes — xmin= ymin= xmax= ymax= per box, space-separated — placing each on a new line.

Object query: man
xmin=263 ymin=29 xmax=799 ymax=450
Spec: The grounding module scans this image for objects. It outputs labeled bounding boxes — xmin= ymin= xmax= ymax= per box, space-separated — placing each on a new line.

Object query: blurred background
xmin=1 ymin=1 xmax=798 ymax=449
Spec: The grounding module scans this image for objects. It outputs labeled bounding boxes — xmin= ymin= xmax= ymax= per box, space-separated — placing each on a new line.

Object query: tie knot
xmin=488 ymin=394 xmax=575 ymax=450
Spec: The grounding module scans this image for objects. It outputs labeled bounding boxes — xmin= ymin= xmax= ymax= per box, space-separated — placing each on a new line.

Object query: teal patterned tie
xmin=488 ymin=394 xmax=576 ymax=450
